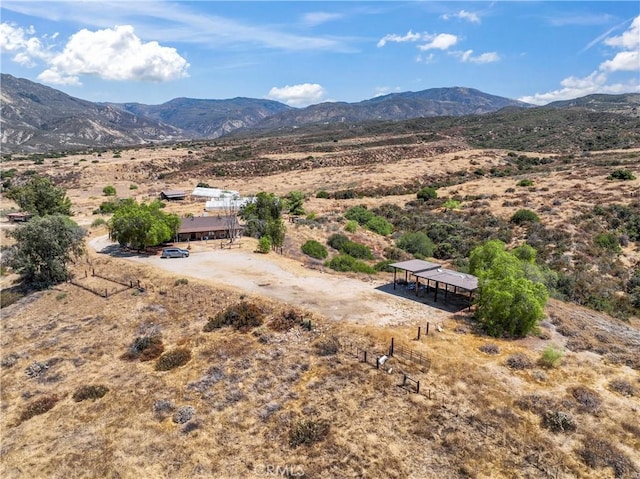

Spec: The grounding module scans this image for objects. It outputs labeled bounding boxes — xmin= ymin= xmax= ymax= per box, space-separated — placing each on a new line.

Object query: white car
xmin=161 ymin=247 xmax=190 ymax=258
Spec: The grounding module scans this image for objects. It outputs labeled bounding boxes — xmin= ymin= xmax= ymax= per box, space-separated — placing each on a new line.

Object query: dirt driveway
xmin=90 ymin=235 xmax=455 ymax=326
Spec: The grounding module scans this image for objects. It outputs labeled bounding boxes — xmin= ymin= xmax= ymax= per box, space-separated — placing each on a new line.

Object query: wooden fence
xmin=68 ymin=269 xmax=140 ymax=298
xmin=391 ymin=339 xmax=431 ymax=372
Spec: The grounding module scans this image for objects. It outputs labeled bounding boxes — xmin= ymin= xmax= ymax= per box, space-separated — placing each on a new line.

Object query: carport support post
xmin=434 ymin=281 xmax=439 ymax=302
xmin=393 ymin=267 xmax=397 ymax=290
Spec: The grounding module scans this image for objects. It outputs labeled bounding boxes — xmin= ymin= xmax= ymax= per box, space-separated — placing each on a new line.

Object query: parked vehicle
xmin=161 ymin=247 xmax=189 ymax=258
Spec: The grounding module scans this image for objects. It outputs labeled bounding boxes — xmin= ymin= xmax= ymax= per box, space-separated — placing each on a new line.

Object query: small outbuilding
xmin=160 ymin=190 xmax=187 ymax=201
xmin=7 ymin=212 xmax=32 ymax=222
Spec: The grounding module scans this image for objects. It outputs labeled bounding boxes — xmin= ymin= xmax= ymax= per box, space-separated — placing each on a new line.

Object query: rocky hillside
xmin=0 ymin=74 xmax=184 ymax=153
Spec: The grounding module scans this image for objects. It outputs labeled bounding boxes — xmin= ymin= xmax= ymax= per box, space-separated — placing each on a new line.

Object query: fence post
xmin=104 ymin=288 xmax=108 ymax=298
xmin=376 ymin=357 xmax=379 ymax=369
xmin=92 ymin=268 xmax=95 ymax=276
xmin=426 ymin=322 xmax=430 ymax=335
xmin=389 ymin=338 xmax=394 ymax=356
xmin=417 ymin=326 xmax=421 ymax=340
xmin=416 ymin=381 xmax=420 ymax=394
xmin=402 ymin=374 xmax=407 ymax=387
xmin=363 ymin=350 xmax=367 ymax=364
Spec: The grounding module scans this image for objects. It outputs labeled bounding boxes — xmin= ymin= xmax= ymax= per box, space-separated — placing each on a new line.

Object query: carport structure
xmin=390 ymin=259 xmax=478 ymax=309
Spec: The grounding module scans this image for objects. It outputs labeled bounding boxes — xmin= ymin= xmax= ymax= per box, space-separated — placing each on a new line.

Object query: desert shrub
xmin=417 ymin=186 xmax=438 ymax=201
xmin=204 ymin=301 xmax=265 ymax=332
xmin=344 ymin=220 xmax=358 ymax=233
xmin=607 ymin=169 xmax=636 ymax=180
xmin=315 ymin=190 xmax=330 ymax=199
xmin=25 ymin=361 xmax=49 ymax=378
xmin=538 ymin=346 xmax=563 ymax=368
xmin=594 ymin=232 xmax=621 ymax=253
xmin=91 ymin=218 xmax=107 ymax=228
xmin=269 ymin=307 xmax=306 ymax=332
xmin=326 ymin=255 xmax=375 ymax=274
xmin=578 ymin=435 xmax=637 ymax=478
xmin=93 ymin=199 xmax=120 ymax=214
xmin=327 ymin=233 xmax=349 ymax=251
xmin=344 ymin=205 xmax=374 ymax=225
xmin=174 ymin=278 xmax=189 ymax=286
xmin=121 ymin=336 xmax=164 ymax=361
xmin=301 ymin=240 xmax=328 ymax=259
xmin=340 ymin=241 xmax=374 ymax=260
xmin=1 ymin=353 xmax=19 ymax=368
xmin=442 ymin=199 xmax=461 ymax=210
xmin=129 ymin=184 xmax=138 ymax=190
xmin=182 ymin=420 xmax=201 ymax=434
xmin=505 ymin=353 xmax=533 ymax=370
xmin=396 ymin=232 xmax=434 ymax=258
xmin=289 ymin=418 xmax=330 ymax=447
xmin=155 ymin=348 xmax=192 ymax=371
xmin=365 ymin=216 xmax=393 ymax=236
xmin=479 ymin=343 xmax=500 ymax=355
xmin=153 ymin=399 xmax=176 ymax=420
xmin=570 ymin=386 xmax=601 ymax=413
xmin=314 ymin=336 xmax=340 ymax=356
xmin=73 ymin=385 xmax=109 ymax=402
xmin=517 ymin=179 xmax=533 ymax=187
xmin=384 ymin=246 xmax=410 ymax=261
xmin=102 ymin=185 xmax=116 ymax=196
xmin=172 ymin=405 xmax=196 ymax=424
xmin=608 ymin=378 xmax=635 ymax=396
xmin=542 ymin=410 xmax=576 ymax=433
xmin=20 ymin=394 xmax=59 ymax=422
xmin=510 ymin=209 xmax=540 ymax=225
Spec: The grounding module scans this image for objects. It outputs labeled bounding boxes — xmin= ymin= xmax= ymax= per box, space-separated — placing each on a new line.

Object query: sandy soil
xmin=89 ymin=235 xmax=457 ymax=326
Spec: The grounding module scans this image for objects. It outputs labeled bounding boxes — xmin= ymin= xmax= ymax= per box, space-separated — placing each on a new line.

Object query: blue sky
xmin=1 ymin=1 xmax=638 ymax=106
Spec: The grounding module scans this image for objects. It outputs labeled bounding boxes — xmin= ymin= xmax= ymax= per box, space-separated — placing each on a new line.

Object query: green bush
xmin=538 ymin=346 xmax=563 ymax=368
xmin=257 ymin=235 xmax=271 ymax=253
xmin=315 ymin=190 xmax=330 ymax=199
xmin=594 ymin=232 xmax=621 ymax=253
xmin=326 ymin=255 xmax=376 ymax=274
xmin=102 ymin=185 xmax=116 ymax=196
xmin=517 ymin=179 xmax=534 ymax=187
xmin=344 ymin=220 xmax=358 ymax=233
xmin=129 ymin=184 xmax=138 ymax=190
xmin=204 ymin=301 xmax=265 ymax=332
xmin=73 ymin=385 xmax=109 ymax=402
xmin=607 ymin=169 xmax=636 ymax=180
xmin=91 ymin=218 xmax=107 ymax=228
xmin=442 ymin=199 xmax=461 ymax=210
xmin=374 ymin=259 xmax=395 ymax=272
xmin=365 ymin=216 xmax=393 ymax=235
xmin=327 ymin=233 xmax=349 ymax=251
xmin=301 ymin=240 xmax=328 ymax=259
xmin=417 ymin=187 xmax=438 ymax=201
xmin=340 ymin=241 xmax=374 ymax=260
xmin=510 ymin=209 xmax=540 ymax=225
xmin=344 ymin=205 xmax=374 ymax=225
xmin=155 ymin=348 xmax=192 ymax=371
xmin=396 ymin=232 xmax=434 ymax=258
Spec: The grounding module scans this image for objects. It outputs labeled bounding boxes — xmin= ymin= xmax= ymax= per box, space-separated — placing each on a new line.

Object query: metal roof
xmin=160 ymin=190 xmax=186 ymax=198
xmin=414 ymin=268 xmax=478 ymax=291
xmin=179 ymin=215 xmax=233 ymax=234
xmin=389 ymin=259 xmax=440 ymax=273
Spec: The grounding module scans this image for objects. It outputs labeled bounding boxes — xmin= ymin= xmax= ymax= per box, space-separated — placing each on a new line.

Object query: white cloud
xmin=0 ymin=22 xmax=48 ymax=66
xmin=1 ymin=23 xmax=189 ymax=85
xmin=416 ymin=53 xmax=435 ymax=64
xmin=521 ymin=15 xmax=640 ymax=104
xmin=267 ymin=83 xmax=326 ymax=107
xmin=442 ymin=10 xmax=480 ymax=24
xmin=454 ymin=49 xmax=500 ymax=64
xmin=600 ymin=51 xmax=640 ymax=72
xmin=418 ymin=33 xmax=458 ymax=51
xmin=302 ymin=12 xmax=343 ymax=27
xmin=377 ymin=30 xmax=421 ymax=48
xmin=373 ymin=86 xmax=401 ymax=97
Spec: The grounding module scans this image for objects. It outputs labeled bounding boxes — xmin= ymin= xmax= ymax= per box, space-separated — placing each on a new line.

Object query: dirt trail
xmin=89 ymin=235 xmax=453 ymax=326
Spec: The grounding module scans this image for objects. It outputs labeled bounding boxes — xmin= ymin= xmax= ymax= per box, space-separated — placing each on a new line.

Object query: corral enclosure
xmin=1 ymin=123 xmax=639 ymax=478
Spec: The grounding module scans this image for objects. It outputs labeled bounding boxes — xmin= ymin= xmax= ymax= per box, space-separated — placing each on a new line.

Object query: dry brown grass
xmin=1 ymin=139 xmax=639 ymax=478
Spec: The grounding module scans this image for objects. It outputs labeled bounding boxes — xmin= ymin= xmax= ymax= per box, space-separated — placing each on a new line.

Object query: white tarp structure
xmin=191 ymin=187 xmax=255 ymax=211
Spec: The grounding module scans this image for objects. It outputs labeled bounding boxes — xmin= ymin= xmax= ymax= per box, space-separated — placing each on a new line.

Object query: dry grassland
xmin=1 ymin=134 xmax=639 ymax=478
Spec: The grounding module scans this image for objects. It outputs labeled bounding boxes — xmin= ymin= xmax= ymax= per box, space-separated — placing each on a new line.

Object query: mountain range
xmin=1 ymin=73 xmax=638 ymax=154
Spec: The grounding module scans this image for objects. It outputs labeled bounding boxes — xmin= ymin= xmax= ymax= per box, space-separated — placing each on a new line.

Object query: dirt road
xmin=89 ymin=235 xmax=453 ymax=326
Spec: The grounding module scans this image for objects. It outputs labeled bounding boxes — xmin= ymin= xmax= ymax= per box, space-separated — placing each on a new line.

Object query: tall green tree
xmin=286 ymin=191 xmax=306 ymax=216
xmin=470 ymin=240 xmax=548 ymax=337
xmin=108 ymin=199 xmax=180 ymax=250
xmin=8 ymin=214 xmax=85 ymax=288
xmin=5 ymin=175 xmax=72 ymax=216
xmin=239 ymin=192 xmax=286 ymax=249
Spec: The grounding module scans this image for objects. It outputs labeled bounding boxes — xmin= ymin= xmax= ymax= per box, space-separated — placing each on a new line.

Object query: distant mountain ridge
xmin=1 ymin=73 xmax=638 ymax=154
